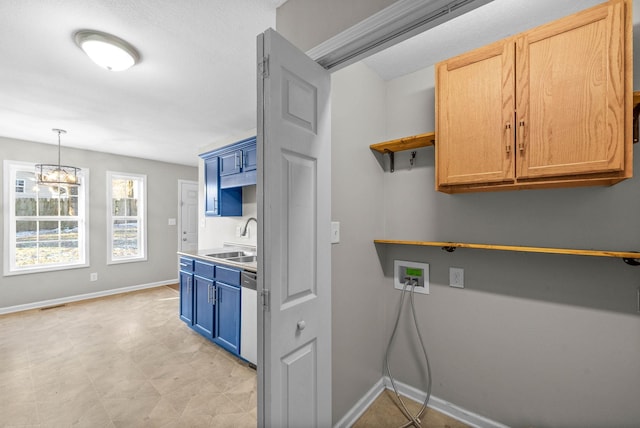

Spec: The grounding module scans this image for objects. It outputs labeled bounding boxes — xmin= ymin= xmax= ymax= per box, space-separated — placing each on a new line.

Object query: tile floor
xmin=353 ymin=390 xmax=469 ymax=428
xmin=0 ymin=286 xmax=256 ymax=427
xmin=1 ymin=285 xmax=468 ymax=428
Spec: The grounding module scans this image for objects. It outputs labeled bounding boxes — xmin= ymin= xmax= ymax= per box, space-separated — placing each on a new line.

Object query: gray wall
xmin=331 ymin=62 xmax=389 ymax=422
xmin=377 ymin=65 xmax=640 ymax=427
xmin=276 ymin=0 xmax=397 ymax=52
xmin=0 ymin=136 xmax=197 ymax=310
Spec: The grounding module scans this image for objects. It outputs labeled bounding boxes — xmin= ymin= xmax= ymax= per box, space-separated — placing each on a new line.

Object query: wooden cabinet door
xmin=516 ymin=0 xmax=626 ymax=179
xmin=436 ymin=39 xmax=515 ymax=188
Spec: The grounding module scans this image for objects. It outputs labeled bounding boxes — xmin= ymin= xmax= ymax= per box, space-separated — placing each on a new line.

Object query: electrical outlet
xmin=90 ymin=272 xmax=98 ymax=282
xmin=449 ymin=267 xmax=464 ymax=288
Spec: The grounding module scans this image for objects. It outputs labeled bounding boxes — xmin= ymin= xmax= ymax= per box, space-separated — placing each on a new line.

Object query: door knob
xmin=297 ymin=320 xmax=306 ymax=331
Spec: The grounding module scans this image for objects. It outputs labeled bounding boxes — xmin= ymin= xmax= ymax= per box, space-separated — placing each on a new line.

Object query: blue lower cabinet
xmin=179 ymin=270 xmax=193 ymax=325
xmin=193 ymin=276 xmax=215 ymax=338
xmin=179 ymin=257 xmax=242 ymax=358
xmin=214 ymin=282 xmax=241 ymax=355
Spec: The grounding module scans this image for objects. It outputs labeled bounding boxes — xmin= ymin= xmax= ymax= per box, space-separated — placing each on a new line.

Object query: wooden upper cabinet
xmin=436 ymin=0 xmax=632 ymax=193
xmin=436 ymin=40 xmax=515 ymax=186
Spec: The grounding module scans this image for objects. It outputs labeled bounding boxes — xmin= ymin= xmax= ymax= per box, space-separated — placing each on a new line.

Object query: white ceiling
xmin=0 ymin=0 xmax=629 ymax=167
xmin=362 ymin=0 xmax=605 ymax=81
xmin=0 ymin=0 xmax=280 ymax=166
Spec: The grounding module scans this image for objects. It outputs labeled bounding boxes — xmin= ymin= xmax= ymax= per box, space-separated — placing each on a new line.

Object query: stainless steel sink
xmin=226 ymin=255 xmax=257 ymax=263
xmin=206 ymin=250 xmax=255 ymax=259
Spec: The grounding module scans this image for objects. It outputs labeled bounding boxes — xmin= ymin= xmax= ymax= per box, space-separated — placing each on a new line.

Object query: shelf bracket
xmin=623 ymin=257 xmax=640 ymax=266
xmin=442 ymin=246 xmax=456 ymax=253
xmin=384 ymin=149 xmax=395 ymax=172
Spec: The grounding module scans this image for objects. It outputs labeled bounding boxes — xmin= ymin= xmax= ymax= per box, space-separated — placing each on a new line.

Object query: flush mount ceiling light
xmin=74 ymin=30 xmax=139 ymax=71
xmin=35 ymin=129 xmax=81 ymax=187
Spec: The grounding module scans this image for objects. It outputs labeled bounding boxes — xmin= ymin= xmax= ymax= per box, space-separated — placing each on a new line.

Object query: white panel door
xmin=179 ymin=180 xmax=198 ymax=252
xmin=257 ymin=28 xmax=331 ymax=427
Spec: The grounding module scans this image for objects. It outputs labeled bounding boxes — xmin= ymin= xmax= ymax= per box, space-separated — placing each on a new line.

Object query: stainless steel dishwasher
xmin=240 ymin=270 xmax=257 ymax=366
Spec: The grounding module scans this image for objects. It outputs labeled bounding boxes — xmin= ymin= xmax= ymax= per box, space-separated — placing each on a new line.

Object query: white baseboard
xmin=335 ymin=376 xmax=509 ymax=428
xmin=334 ymin=378 xmax=386 ymax=428
xmin=0 ymin=279 xmax=177 ymax=315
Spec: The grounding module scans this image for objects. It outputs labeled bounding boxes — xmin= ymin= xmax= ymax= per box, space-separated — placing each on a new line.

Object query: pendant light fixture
xmin=74 ymin=30 xmax=139 ymax=71
xmin=35 ymin=129 xmax=81 ymax=187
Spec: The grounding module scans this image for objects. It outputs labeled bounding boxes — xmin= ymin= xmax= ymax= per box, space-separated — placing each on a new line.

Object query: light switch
xmin=168 ymin=218 xmax=176 ymax=226
xmin=331 ymin=221 xmax=340 ymax=244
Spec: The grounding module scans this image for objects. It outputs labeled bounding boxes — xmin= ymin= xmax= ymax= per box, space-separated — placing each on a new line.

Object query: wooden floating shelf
xmin=374 ymin=239 xmax=640 ymax=263
xmin=370 ymin=132 xmax=435 ymax=153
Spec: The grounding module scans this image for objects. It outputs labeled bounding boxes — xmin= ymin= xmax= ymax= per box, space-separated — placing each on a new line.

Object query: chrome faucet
xmin=241 ymin=217 xmax=257 ymax=237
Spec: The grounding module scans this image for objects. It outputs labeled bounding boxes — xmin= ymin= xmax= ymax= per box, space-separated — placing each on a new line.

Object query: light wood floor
xmin=0 ymin=285 xmax=468 ymax=427
xmin=0 ymin=286 xmax=256 ymax=427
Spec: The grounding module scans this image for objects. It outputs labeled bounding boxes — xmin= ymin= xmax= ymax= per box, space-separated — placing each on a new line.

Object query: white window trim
xmin=106 ymin=171 xmax=147 ymax=265
xmin=3 ymin=160 xmax=90 ymax=276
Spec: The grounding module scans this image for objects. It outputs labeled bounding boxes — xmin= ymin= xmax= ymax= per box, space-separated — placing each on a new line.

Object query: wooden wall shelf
xmin=370 ymin=132 xmax=435 ymax=153
xmin=370 ymin=132 xmax=435 ymax=172
xmin=374 ymin=239 xmax=640 ymax=265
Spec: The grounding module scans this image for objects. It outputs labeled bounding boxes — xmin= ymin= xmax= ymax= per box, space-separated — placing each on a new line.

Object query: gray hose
xmin=384 ymin=279 xmax=432 ymax=428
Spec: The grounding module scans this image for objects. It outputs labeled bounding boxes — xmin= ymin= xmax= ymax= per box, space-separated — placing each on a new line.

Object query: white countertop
xmin=178 ymin=245 xmax=257 ymax=272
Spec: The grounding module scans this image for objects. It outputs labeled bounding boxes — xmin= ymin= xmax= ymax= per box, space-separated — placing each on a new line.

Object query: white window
xmin=107 ymin=171 xmax=146 ymax=264
xmin=3 ymin=160 xmax=89 ymax=275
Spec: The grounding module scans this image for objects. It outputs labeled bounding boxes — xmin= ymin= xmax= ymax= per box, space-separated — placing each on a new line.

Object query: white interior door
xmin=179 ymin=180 xmax=198 ymax=252
xmin=257 ymin=28 xmax=331 ymax=427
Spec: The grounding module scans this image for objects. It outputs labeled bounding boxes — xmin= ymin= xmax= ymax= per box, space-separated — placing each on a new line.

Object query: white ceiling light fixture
xmin=74 ymin=30 xmax=140 ymax=71
xmin=35 ymin=129 xmax=81 ymax=187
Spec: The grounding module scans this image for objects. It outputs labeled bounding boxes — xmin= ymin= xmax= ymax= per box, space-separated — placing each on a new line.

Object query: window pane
xmin=61 ymin=221 xmax=78 ymax=241
xmin=59 ymin=196 xmax=78 ymax=216
xmin=113 ymin=220 xmax=139 ymax=258
xmin=38 ymin=196 xmax=59 ymax=215
xmin=15 ymin=242 xmax=37 ymax=267
xmin=15 ymin=197 xmax=37 ymax=216
xmin=16 ymin=221 xmax=37 ymax=242
xmin=39 ymin=221 xmax=59 ymax=241
xmin=126 ymin=198 xmax=138 ymax=216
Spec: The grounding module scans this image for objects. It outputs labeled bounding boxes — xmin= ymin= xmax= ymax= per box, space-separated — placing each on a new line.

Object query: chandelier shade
xmin=35 ymin=129 xmax=81 ymax=187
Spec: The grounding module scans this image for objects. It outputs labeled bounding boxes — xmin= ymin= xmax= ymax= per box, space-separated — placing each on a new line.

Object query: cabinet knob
xmin=183 ymin=238 xmax=187 ymax=241
xmin=297 ymin=320 xmax=306 ymax=331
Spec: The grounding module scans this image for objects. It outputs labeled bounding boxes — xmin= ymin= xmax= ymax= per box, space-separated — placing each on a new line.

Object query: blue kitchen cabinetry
xmin=201 ymin=154 xmax=242 ymax=217
xmin=179 ymin=257 xmax=242 ymax=357
xmin=179 ymin=257 xmax=194 ymax=324
xmin=200 ymin=137 xmax=256 ymax=217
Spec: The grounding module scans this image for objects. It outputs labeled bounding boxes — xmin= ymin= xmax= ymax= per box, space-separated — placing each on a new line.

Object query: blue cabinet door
xmin=214 ymin=282 xmax=241 ymax=355
xmin=243 ymin=144 xmax=257 ymax=172
xmin=204 ymin=156 xmax=220 ymax=216
xmin=219 ymin=150 xmax=242 ymax=176
xmin=179 ymin=271 xmax=193 ymax=325
xmin=203 ymin=155 xmax=242 ymax=217
xmin=193 ymin=276 xmax=215 ymax=338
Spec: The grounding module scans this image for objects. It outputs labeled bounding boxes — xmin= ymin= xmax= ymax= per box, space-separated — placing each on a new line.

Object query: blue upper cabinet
xmin=200 ymin=136 xmax=256 ymax=217
xmin=243 ymin=143 xmax=257 ymax=172
xmin=201 ymin=154 xmax=242 ymax=216
xmin=219 ymin=137 xmax=257 ymax=189
xmin=219 ymin=149 xmax=242 ymax=177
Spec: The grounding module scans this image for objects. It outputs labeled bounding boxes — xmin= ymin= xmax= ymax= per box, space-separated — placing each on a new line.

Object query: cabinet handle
xmin=214 ymin=197 xmax=218 ymax=214
xmin=505 ymin=123 xmax=512 ymax=154
xmin=207 ymin=284 xmax=211 ymax=303
xmin=235 ymin=154 xmax=240 ymax=170
xmin=240 ymin=151 xmax=245 ymax=168
xmin=518 ymin=120 xmax=525 ymax=152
